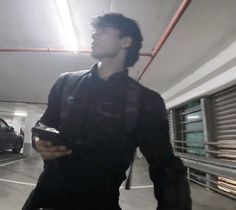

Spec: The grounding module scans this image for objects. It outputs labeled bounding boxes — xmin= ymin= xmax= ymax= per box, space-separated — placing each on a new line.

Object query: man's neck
xmin=97 ymin=59 xmax=126 ymax=80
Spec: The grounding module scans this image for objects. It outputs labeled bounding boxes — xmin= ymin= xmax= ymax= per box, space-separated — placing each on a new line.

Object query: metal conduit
xmin=0 ymin=0 xmax=191 ymax=81
xmin=0 ymin=48 xmax=152 ymax=57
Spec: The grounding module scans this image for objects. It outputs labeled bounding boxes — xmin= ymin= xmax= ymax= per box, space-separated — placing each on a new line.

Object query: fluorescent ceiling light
xmin=187 ymin=115 xmax=199 ymax=119
xmin=56 ymin=0 xmax=78 ymax=51
xmin=14 ymin=111 xmax=28 ymax=117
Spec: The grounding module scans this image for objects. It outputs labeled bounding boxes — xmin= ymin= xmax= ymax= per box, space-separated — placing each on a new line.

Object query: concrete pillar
xmin=23 ymin=105 xmax=43 ymax=157
xmin=201 ymin=97 xmax=216 ymax=190
xmin=12 ymin=116 xmax=21 ymax=132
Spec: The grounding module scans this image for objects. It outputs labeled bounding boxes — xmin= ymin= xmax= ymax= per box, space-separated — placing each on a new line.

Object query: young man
xmin=23 ymin=13 xmax=192 ymax=210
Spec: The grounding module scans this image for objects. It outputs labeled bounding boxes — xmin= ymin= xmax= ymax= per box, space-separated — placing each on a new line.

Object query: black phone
xmin=32 ymin=124 xmax=62 ymax=146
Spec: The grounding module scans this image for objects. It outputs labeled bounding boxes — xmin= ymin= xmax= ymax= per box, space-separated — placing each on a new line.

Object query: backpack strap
xmin=125 ymin=77 xmax=141 ymax=134
xmin=125 ymin=77 xmax=142 ymax=190
xmin=60 ymin=70 xmax=90 ymax=118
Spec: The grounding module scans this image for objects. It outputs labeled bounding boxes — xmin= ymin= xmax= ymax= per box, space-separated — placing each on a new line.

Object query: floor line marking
xmin=0 ymin=157 xmax=19 ymax=162
xmin=0 ymin=177 xmax=153 ymax=189
xmin=0 ymin=158 xmax=27 ymax=167
xmin=0 ymin=178 xmax=36 ymax=186
xmin=120 ymin=185 xmax=153 ymax=189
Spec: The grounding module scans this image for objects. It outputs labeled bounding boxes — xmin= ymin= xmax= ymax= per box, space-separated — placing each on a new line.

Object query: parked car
xmin=0 ymin=117 xmax=24 ymax=154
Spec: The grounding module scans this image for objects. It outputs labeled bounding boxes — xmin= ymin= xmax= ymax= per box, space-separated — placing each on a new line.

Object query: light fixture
xmin=56 ymin=0 xmax=78 ymax=51
xmin=187 ymin=115 xmax=199 ymax=119
xmin=14 ymin=111 xmax=28 ymax=117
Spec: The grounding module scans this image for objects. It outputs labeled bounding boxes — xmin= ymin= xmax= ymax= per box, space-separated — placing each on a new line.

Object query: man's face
xmin=91 ymin=26 xmax=124 ymax=60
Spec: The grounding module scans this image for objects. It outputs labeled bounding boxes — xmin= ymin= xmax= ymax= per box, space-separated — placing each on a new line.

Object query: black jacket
xmin=24 ymin=65 xmax=191 ymax=210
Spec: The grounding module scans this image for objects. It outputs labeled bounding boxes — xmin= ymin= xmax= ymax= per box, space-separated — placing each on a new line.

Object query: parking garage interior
xmin=0 ymin=0 xmax=235 ymax=210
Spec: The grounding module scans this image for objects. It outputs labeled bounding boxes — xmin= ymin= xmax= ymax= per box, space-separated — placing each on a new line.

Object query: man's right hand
xmin=35 ymin=137 xmax=72 ymax=160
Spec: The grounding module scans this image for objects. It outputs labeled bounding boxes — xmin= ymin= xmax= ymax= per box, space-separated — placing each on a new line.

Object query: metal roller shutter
xmin=212 ymin=85 xmax=236 ymax=160
xmin=211 ymin=85 xmax=236 ymax=196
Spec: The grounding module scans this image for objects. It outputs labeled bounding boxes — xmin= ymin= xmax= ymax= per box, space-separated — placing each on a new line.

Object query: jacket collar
xmin=90 ymin=63 xmax=128 ymax=81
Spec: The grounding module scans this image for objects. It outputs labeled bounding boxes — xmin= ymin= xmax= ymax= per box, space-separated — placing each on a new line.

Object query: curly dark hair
xmin=91 ymin=13 xmax=143 ymax=67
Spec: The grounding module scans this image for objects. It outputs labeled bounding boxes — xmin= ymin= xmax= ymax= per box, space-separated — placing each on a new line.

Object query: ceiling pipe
xmin=0 ymin=99 xmax=47 ymax=105
xmin=137 ymin=0 xmax=192 ymax=81
xmin=0 ymin=48 xmax=91 ymax=53
xmin=0 ymin=0 xmax=190 ymax=76
xmin=0 ymin=48 xmax=152 ymax=57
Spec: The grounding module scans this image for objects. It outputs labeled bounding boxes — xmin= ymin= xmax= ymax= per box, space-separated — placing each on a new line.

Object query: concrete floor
xmin=0 ymin=151 xmax=235 ymax=210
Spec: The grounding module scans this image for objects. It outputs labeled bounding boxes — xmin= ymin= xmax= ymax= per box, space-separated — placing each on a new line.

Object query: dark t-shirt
xmin=72 ymin=70 xmax=134 ymax=190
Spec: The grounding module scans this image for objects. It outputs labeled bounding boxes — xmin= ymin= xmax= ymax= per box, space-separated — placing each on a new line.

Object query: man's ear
xmin=121 ymin=36 xmax=132 ymax=48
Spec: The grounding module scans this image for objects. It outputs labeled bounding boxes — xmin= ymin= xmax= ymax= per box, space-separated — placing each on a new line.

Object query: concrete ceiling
xmin=0 ymin=0 xmax=235 ymax=105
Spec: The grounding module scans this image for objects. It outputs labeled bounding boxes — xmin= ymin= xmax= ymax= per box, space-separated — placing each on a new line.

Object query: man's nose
xmin=92 ymin=32 xmax=97 ymax=40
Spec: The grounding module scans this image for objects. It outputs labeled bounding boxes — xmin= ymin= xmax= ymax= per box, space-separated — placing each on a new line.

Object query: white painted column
xmin=23 ymin=105 xmax=43 ymax=156
xmin=12 ymin=116 xmax=21 ymax=132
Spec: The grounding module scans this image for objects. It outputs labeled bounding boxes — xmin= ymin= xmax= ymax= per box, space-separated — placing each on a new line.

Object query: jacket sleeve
xmin=32 ymin=73 xmax=68 ymax=149
xmin=137 ymin=89 xmax=192 ymax=210
xmin=40 ymin=73 xmax=69 ymax=128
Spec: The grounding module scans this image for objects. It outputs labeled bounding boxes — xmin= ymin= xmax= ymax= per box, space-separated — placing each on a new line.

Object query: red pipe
xmin=137 ymin=0 xmax=192 ymax=81
xmin=0 ymin=0 xmax=190 ymax=71
xmin=0 ymin=48 xmax=152 ymax=57
xmin=0 ymin=48 xmax=91 ymax=53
